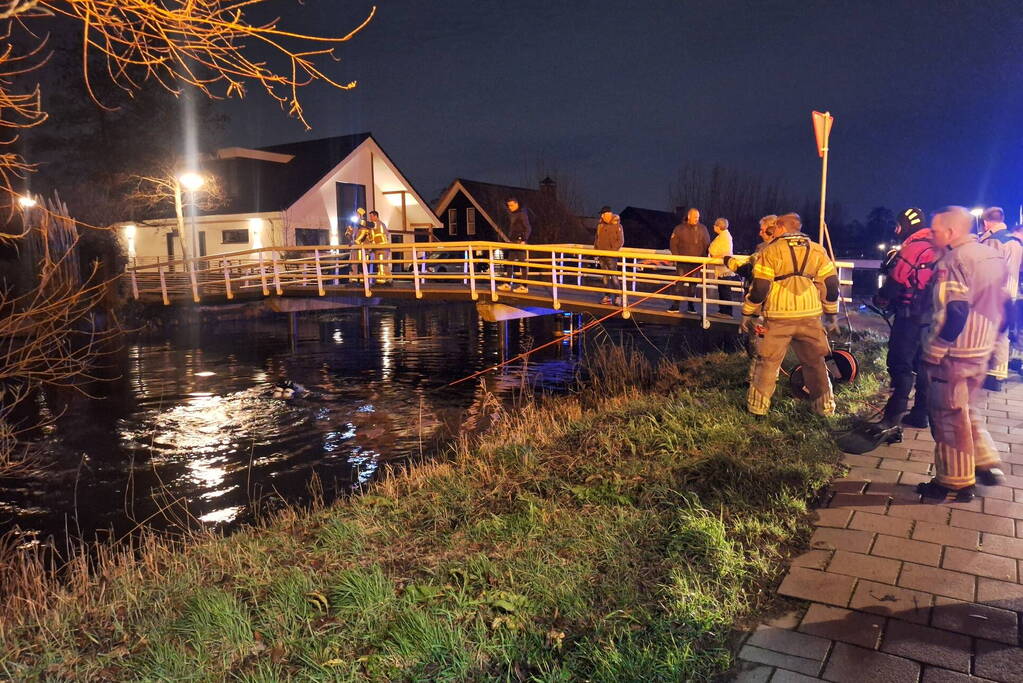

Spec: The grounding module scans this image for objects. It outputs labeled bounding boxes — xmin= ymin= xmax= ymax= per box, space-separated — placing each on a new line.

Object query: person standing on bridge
xmin=741 ymin=213 xmax=840 ymax=417
xmin=977 ymin=207 xmax=1023 ymax=391
xmin=594 ymin=206 xmax=624 ymax=305
xmin=355 ymin=210 xmax=391 ymax=285
xmin=500 ymin=197 xmax=532 ymax=294
xmin=708 ymin=217 xmax=735 ymax=317
xmin=917 ymin=206 xmax=1008 ymax=501
xmin=668 ymin=208 xmax=710 ymax=313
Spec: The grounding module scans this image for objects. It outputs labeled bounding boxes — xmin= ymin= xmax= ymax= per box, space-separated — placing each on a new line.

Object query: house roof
xmin=205 ymin=132 xmax=373 ymax=216
xmin=434 ymin=178 xmax=589 ymax=243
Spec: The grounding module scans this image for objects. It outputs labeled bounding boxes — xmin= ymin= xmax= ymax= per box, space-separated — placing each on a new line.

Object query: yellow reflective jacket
xmin=355 ymin=221 xmax=388 ymax=246
xmin=742 ymin=232 xmax=838 ymax=319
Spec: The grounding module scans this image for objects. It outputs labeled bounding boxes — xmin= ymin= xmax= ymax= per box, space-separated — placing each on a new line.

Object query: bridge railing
xmin=126 ymin=241 xmax=854 ymax=328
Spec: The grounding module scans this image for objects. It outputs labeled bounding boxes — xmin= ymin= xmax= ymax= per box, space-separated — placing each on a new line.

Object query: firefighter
xmin=875 ymin=207 xmax=937 ymax=428
xmin=916 ymin=206 xmax=1008 ymax=501
xmin=978 ymin=207 xmax=1022 ymax=391
xmin=741 ymin=213 xmax=840 ymax=416
xmin=355 ymin=209 xmax=391 ymax=284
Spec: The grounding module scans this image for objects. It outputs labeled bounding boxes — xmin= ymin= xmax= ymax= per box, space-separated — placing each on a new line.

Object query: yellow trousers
xmin=748 ymin=317 xmax=835 ymax=416
xmin=926 ymin=356 xmax=1001 ymax=488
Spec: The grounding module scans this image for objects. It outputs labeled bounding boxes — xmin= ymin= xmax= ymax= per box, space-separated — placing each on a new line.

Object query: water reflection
xmin=1 ymin=303 xmax=731 ymax=554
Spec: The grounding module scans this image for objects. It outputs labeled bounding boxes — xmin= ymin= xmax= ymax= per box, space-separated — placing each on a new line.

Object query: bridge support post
xmin=271 ymin=252 xmax=283 ymax=295
xmin=128 ymin=264 xmax=139 ymax=300
xmin=620 ymin=256 xmax=630 ymax=319
xmin=188 ymin=261 xmax=200 ymax=303
xmin=411 ymin=245 xmax=422 ymax=298
xmin=258 ymin=252 xmax=269 ymax=296
xmin=467 ymin=249 xmax=478 ymax=300
xmin=488 ymin=248 xmax=497 ymax=301
xmin=701 ymin=266 xmax=710 ymax=330
xmin=314 ymin=249 xmax=325 ymax=296
xmin=222 ymin=259 xmax=233 ymax=300
xmin=550 ymin=252 xmax=559 ymax=309
xmin=158 ymin=265 xmax=169 ymax=305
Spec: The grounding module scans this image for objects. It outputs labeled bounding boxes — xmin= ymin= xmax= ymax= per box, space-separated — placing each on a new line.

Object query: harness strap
xmin=774 ymin=238 xmax=813 ymax=281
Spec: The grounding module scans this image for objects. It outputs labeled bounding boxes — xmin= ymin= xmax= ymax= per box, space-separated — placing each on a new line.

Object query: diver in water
xmin=272 ymin=380 xmax=307 ymax=399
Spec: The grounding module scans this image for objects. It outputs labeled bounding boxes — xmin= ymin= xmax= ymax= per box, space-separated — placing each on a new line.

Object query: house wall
xmin=122 ymin=212 xmax=284 ymax=265
xmin=436 ymin=190 xmax=504 ymax=243
xmin=284 ymin=139 xmax=439 ymax=247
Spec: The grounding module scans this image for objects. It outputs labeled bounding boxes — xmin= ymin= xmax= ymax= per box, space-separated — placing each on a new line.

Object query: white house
xmin=122 ymin=132 xmax=442 ymax=264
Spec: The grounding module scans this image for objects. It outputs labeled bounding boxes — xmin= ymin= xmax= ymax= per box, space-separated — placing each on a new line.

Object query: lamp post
xmin=178 ymin=171 xmax=205 ymax=265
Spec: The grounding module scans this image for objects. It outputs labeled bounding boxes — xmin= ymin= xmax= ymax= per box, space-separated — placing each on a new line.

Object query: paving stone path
xmin=733 ymin=382 xmax=1023 ymax=682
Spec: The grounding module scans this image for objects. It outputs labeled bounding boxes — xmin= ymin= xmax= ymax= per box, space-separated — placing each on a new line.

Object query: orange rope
xmin=447 ymin=263 xmax=705 ymax=387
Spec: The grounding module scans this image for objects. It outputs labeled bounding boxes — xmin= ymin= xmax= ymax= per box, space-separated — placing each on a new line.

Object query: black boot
xmin=976 ymin=467 xmax=1007 ymax=487
xmin=901 ymin=408 xmax=929 ymax=429
xmin=837 ymin=421 xmax=903 ymax=455
xmin=917 ymin=479 xmax=975 ymax=502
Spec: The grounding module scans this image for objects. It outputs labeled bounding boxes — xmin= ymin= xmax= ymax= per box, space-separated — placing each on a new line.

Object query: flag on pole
xmin=812 ymin=111 xmax=834 ymax=158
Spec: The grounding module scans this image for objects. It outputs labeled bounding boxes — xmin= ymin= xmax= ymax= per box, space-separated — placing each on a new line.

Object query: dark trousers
xmin=505 ymin=244 xmax=528 ymax=279
xmin=884 ymin=308 xmax=928 ymax=421
xmin=716 ymin=275 xmax=737 ymax=314
xmin=674 ymin=264 xmax=698 ymax=309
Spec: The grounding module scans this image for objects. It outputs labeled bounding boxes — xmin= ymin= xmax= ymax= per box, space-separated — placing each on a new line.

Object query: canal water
xmin=1 ymin=303 xmax=733 ymax=555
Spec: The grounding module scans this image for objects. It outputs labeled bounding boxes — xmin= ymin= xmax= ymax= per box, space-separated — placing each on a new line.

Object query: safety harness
xmin=773 ymin=234 xmax=813 ymax=282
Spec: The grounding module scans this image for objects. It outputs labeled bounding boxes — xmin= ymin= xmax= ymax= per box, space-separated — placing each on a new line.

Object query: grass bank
xmin=1 ymin=343 xmax=885 ymax=681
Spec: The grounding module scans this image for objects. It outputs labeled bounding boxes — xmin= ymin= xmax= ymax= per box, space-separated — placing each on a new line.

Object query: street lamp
xmin=178 ymin=171 xmax=205 ymax=264
xmin=18 ymin=195 xmax=36 ymax=208
xmin=971 ymin=206 xmax=984 ymax=232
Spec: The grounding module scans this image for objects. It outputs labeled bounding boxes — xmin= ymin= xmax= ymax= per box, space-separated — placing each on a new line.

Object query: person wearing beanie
xmin=978 ymin=206 xmax=1023 ymax=390
xmin=593 ymin=206 xmax=624 ymax=304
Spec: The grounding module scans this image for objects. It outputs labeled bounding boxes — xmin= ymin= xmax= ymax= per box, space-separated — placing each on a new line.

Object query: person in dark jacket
xmin=668 ymin=208 xmax=711 ymax=312
xmin=499 ymin=197 xmax=532 ymax=293
xmin=594 ymin=206 xmax=624 ymax=304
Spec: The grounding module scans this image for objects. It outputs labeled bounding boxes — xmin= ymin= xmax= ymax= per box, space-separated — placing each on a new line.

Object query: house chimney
xmin=540 ymin=176 xmax=556 ymax=197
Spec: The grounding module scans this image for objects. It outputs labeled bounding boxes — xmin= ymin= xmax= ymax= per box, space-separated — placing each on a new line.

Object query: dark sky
xmin=219 ymin=0 xmax=1023 ymax=221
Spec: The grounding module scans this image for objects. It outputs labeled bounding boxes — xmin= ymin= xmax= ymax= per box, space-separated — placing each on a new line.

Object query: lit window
xmin=222 ymin=229 xmax=250 ymax=244
xmin=467 ymin=207 xmax=476 ymax=236
xmin=448 ymin=208 xmax=457 ymax=236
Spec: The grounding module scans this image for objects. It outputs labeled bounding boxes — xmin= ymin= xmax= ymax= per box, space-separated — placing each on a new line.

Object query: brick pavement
xmin=732 ymin=382 xmax=1023 ymax=682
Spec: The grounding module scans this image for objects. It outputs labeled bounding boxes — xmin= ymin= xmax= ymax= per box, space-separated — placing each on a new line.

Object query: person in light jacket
xmin=708 ymin=217 xmax=735 ymax=316
xmin=594 ymin=206 xmax=624 ymax=304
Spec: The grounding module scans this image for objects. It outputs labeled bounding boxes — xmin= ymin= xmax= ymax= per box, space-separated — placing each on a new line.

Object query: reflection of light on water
xmin=194 ymin=371 xmax=216 ymax=377
xmin=188 ymin=457 xmax=228 ymax=487
xmin=200 ymin=487 xmax=236 ymax=500
xmin=199 ymin=506 xmax=243 ymax=524
xmin=348 ymin=451 xmax=379 ymax=485
xmin=357 ymin=404 xmax=374 ymax=413
xmin=324 ymin=424 xmax=357 ymax=453
xmin=380 ymin=316 xmax=394 ymax=380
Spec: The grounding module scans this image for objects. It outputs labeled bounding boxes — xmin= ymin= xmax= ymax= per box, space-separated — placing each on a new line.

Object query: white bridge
xmin=125 ymin=241 xmax=854 ymax=327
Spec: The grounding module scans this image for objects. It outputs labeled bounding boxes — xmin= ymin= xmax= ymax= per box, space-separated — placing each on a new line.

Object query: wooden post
xmin=411 ymin=244 xmax=422 ymax=299
xmin=127 ymin=264 xmax=139 ymax=300
xmin=700 ymin=264 xmax=710 ymax=329
xmin=488 ymin=247 xmax=498 ymax=301
xmin=314 ymin=249 xmax=325 ymax=296
xmin=360 ymin=247 xmax=371 ymax=296
xmin=468 ymin=249 xmax=478 ymax=300
xmin=620 ymin=256 xmax=629 ymax=318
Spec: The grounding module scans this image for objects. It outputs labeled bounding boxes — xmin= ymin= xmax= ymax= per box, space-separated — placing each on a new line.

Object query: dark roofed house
xmin=433 ymin=177 xmax=590 ymax=245
xmin=619 ymin=206 xmax=681 ymax=250
xmin=119 ymin=132 xmax=441 ymax=264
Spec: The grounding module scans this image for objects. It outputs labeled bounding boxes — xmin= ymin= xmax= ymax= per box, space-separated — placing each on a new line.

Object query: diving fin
xmin=837 ymin=422 xmax=903 ymax=455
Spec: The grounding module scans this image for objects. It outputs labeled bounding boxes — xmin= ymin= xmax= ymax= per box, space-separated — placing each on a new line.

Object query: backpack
xmin=882 ymin=228 xmax=938 ymax=304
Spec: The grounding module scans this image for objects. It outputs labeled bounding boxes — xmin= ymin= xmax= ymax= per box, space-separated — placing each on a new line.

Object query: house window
xmin=222 ymin=229 xmax=250 ymax=244
xmin=466 ymin=207 xmax=476 ymax=236
xmin=448 ymin=208 xmax=457 ymax=236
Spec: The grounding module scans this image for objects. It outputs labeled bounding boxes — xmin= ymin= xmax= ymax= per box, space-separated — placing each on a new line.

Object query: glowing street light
xmin=18 ymin=195 xmax=36 ymax=208
xmin=179 ymin=171 xmax=205 ymax=192
xmin=970 ymin=206 xmax=984 ymax=232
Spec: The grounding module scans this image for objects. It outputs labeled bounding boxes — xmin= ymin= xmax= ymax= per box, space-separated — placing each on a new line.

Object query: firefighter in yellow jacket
xmin=917 ymin=206 xmax=1008 ymax=501
xmin=355 ymin=209 xmax=391 ymax=284
xmin=741 ymin=213 xmax=840 ymax=416
xmin=978 ymin=207 xmax=1022 ymax=391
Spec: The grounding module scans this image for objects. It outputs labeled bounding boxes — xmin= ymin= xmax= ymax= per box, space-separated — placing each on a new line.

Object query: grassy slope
xmin=1 ymin=345 xmax=884 ymax=682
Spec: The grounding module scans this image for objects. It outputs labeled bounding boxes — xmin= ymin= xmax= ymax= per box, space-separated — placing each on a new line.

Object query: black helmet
xmin=895 ymin=207 xmax=925 ymax=237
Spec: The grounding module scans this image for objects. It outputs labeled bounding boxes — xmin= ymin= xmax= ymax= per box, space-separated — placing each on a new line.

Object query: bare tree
xmin=669 ymin=163 xmax=794 ymax=252
xmin=0 ymin=0 xmax=375 ymax=218
xmin=128 ymin=166 xmax=226 ymax=261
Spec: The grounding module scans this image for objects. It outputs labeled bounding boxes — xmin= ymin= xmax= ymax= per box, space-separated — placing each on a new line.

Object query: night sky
xmin=221 ymin=0 xmax=1023 ymax=221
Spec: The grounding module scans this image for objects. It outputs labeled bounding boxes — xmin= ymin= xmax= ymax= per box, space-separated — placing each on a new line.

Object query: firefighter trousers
xmin=748 ymin=317 xmax=835 ymax=416
xmin=926 ymin=356 xmax=1001 ymax=489
xmin=988 ymin=331 xmax=1010 ymax=381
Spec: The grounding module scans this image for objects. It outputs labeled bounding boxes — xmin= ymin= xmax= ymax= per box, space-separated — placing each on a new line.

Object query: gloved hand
xmin=823 ymin=314 xmax=840 ymax=335
xmin=740 ymin=315 xmax=761 ymax=336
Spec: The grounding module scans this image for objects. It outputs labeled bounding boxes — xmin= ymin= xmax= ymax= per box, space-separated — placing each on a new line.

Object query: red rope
xmin=446 ymin=263 xmax=705 ymax=387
